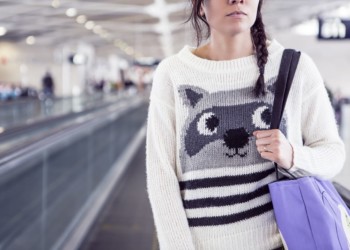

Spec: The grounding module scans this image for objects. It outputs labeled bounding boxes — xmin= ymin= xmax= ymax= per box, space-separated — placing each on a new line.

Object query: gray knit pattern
xmin=178 ymin=77 xmax=287 ymax=174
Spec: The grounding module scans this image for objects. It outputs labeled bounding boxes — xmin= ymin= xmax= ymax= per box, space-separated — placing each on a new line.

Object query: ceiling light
xmin=26 ymin=36 xmax=36 ymax=45
xmin=100 ymin=32 xmax=110 ymax=39
xmin=125 ymin=47 xmax=135 ymax=55
xmin=0 ymin=27 xmax=7 ymax=36
xmin=93 ymin=25 xmax=103 ymax=34
xmin=114 ymin=39 xmax=126 ymax=48
xmin=66 ymin=8 xmax=77 ymax=17
xmin=85 ymin=21 xmax=95 ymax=30
xmin=51 ymin=0 xmax=60 ymax=8
xmin=72 ymin=54 xmax=86 ymax=65
xmin=119 ymin=42 xmax=128 ymax=50
xmin=76 ymin=15 xmax=87 ymax=24
xmin=115 ymin=40 xmax=124 ymax=47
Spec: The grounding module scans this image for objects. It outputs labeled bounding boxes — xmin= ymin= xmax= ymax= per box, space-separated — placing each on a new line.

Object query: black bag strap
xmin=270 ymin=49 xmax=301 ymax=180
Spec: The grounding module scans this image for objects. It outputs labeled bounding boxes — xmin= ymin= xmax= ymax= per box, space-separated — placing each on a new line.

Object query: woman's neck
xmin=194 ymin=31 xmax=255 ymax=61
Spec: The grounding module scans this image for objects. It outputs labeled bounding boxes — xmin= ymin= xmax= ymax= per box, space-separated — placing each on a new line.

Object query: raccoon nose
xmin=223 ymin=128 xmax=249 ymax=149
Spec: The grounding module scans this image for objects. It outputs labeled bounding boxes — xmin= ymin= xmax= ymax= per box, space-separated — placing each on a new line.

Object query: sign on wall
xmin=318 ymin=18 xmax=350 ymax=40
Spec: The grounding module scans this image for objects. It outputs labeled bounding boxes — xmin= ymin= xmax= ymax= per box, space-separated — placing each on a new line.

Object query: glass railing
xmin=0 ymin=92 xmax=129 ymax=129
xmin=0 ymin=94 xmax=148 ymax=250
xmin=0 ymin=92 xmax=135 ymax=156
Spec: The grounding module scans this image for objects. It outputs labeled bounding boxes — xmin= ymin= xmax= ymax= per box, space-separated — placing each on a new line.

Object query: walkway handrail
xmin=0 ymin=95 xmax=145 ymax=177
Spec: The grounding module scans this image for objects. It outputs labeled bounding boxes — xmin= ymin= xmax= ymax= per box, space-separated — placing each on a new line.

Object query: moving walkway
xmin=0 ymin=92 xmax=150 ymax=250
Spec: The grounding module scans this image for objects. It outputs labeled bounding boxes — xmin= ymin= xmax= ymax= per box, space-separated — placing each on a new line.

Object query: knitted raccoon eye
xmin=197 ymin=112 xmax=219 ymax=136
xmin=252 ymin=106 xmax=271 ymax=129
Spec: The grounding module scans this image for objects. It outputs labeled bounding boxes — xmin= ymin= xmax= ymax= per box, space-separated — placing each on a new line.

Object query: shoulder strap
xmin=270 ymin=49 xmax=301 ymax=130
xmin=271 ymin=49 xmax=301 ymax=180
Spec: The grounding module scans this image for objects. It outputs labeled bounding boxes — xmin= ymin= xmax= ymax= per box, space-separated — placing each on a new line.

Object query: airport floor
xmin=79 ymin=141 xmax=158 ymax=250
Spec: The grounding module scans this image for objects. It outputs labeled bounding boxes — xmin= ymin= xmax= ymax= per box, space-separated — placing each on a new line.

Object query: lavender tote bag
xmin=268 ymin=49 xmax=350 ymax=250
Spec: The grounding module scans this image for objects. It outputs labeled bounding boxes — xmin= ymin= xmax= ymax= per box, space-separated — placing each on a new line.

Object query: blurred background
xmin=0 ymin=0 xmax=349 ymax=249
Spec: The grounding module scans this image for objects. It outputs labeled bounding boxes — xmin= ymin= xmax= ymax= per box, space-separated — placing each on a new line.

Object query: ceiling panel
xmin=0 ymin=0 xmax=348 ymax=59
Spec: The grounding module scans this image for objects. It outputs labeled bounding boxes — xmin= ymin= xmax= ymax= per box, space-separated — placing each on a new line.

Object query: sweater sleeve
xmin=146 ymin=61 xmax=195 ymax=250
xmin=288 ymin=53 xmax=346 ymax=179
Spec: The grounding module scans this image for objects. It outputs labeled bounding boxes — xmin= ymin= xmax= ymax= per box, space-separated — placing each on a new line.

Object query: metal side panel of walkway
xmin=79 ymin=140 xmax=158 ymax=250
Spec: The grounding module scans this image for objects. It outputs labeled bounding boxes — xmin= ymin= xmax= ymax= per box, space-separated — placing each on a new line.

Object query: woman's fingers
xmin=253 ymin=129 xmax=278 ymax=139
xmin=255 ymin=138 xmax=271 ymax=146
xmin=254 ymin=129 xmax=293 ymax=169
xmin=254 ymin=130 xmax=278 ymax=149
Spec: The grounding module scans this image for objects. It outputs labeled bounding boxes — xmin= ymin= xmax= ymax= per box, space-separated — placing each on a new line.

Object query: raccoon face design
xmin=178 ymin=83 xmax=287 ymax=173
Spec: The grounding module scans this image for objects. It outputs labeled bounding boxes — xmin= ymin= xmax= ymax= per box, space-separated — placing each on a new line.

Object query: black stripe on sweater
xmin=187 ymin=202 xmax=273 ymax=227
xmin=183 ymin=185 xmax=270 ymax=209
xmin=179 ymin=168 xmax=274 ymax=191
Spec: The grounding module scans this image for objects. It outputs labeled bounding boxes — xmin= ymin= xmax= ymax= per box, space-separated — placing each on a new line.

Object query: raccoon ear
xmin=266 ymin=76 xmax=277 ymax=94
xmin=267 ymin=84 xmax=275 ymax=94
xmin=178 ymin=86 xmax=208 ymax=108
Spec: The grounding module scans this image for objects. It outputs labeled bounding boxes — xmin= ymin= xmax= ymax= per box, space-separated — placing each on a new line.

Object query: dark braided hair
xmin=251 ymin=0 xmax=268 ymax=97
xmin=186 ymin=0 xmax=269 ymax=98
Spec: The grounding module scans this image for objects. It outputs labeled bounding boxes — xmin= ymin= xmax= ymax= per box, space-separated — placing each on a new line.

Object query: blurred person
xmin=334 ymin=92 xmax=350 ymax=137
xmin=333 ymin=89 xmax=348 ymax=133
xmin=19 ymin=86 xmax=36 ymax=98
xmin=146 ymin=0 xmax=346 ymax=249
xmin=324 ymin=83 xmax=334 ymax=106
xmin=124 ymin=79 xmax=135 ymax=89
xmin=42 ymin=71 xmax=55 ymax=98
xmin=117 ymin=69 xmax=126 ymax=91
xmin=136 ymin=67 xmax=145 ymax=93
xmin=10 ymin=83 xmax=21 ymax=100
xmin=95 ymin=79 xmax=105 ymax=91
xmin=0 ymin=82 xmax=16 ymax=101
xmin=0 ymin=83 xmax=4 ymax=100
xmin=0 ymin=83 xmax=4 ymax=101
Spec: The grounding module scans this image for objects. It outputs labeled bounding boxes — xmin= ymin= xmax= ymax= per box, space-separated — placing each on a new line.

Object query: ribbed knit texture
xmin=146 ymin=40 xmax=345 ymax=250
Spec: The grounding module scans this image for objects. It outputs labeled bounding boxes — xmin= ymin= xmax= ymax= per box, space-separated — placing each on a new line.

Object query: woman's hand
xmin=253 ymin=129 xmax=294 ymax=169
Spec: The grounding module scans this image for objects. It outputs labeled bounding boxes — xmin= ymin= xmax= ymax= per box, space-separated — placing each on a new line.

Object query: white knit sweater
xmin=146 ymin=40 xmax=345 ymax=250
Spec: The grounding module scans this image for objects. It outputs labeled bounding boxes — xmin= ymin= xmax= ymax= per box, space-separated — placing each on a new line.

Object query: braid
xmin=251 ymin=1 xmax=268 ymax=98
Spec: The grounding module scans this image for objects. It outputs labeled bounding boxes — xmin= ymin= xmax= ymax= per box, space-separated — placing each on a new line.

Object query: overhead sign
xmin=318 ymin=18 xmax=350 ymax=40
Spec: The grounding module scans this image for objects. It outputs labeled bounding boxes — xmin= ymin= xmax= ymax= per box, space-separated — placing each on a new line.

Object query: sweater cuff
xmin=288 ymin=143 xmax=307 ymax=174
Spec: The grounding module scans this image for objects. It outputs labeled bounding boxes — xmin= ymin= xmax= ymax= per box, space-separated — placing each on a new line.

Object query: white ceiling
xmin=0 ymin=0 xmax=349 ymax=59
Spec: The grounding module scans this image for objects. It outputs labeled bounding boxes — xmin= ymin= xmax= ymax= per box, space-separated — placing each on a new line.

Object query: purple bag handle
xmin=270 ymin=49 xmax=301 ymax=180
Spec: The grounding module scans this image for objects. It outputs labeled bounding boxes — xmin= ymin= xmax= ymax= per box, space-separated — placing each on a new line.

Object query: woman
xmin=146 ymin=0 xmax=345 ymax=249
